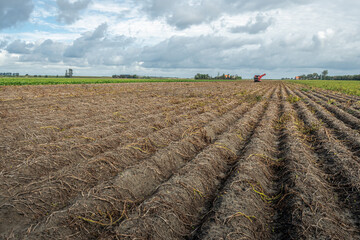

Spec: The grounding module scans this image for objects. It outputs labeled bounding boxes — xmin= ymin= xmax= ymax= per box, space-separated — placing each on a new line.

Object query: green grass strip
xmin=287 ymin=80 xmax=360 ymax=96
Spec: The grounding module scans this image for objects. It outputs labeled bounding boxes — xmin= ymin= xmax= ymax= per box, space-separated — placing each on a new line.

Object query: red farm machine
xmin=254 ymin=74 xmax=266 ymax=82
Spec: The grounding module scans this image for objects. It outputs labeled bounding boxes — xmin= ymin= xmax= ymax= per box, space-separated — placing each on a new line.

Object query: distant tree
xmin=235 ymin=75 xmax=242 ymax=80
xmin=195 ymin=73 xmax=211 ymax=79
xmin=322 ymin=70 xmax=328 ymax=80
xmin=295 ymin=71 xmax=360 ymax=81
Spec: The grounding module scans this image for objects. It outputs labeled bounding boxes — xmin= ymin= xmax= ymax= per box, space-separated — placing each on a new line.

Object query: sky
xmin=0 ymin=0 xmax=359 ymax=78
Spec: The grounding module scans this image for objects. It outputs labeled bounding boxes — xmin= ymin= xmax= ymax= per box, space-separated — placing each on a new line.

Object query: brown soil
xmin=1 ymin=81 xmax=359 ymax=239
xmin=309 ymin=90 xmax=360 ymax=119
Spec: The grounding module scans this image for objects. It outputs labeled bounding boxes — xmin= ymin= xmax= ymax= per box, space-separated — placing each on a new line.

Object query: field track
xmin=1 ymin=81 xmax=360 ymax=239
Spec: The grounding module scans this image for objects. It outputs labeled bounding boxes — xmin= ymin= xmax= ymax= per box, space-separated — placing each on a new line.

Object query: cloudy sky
xmin=0 ymin=0 xmax=359 ymax=78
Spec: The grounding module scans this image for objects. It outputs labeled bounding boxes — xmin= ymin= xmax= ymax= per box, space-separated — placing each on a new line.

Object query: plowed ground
xmin=1 ymin=81 xmax=360 ymax=240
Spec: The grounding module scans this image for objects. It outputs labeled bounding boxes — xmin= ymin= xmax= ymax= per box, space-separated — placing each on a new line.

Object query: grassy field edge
xmin=286 ymin=80 xmax=360 ymax=96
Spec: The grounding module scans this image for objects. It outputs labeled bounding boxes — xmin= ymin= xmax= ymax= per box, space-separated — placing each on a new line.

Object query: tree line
xmin=324 ymin=74 xmax=360 ymax=80
xmin=283 ymin=70 xmax=360 ymax=81
xmin=296 ymin=70 xmax=329 ymax=80
xmin=194 ymin=73 xmax=242 ymax=80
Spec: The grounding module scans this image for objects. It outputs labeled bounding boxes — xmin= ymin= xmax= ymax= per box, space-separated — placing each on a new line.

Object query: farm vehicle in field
xmin=254 ymin=74 xmax=266 ymax=82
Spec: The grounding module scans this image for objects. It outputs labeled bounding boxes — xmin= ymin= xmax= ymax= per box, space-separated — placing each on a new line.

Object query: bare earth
xmin=1 ymin=81 xmax=360 ymax=239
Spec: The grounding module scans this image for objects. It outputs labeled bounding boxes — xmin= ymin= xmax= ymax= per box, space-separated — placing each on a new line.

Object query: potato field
xmin=1 ymin=81 xmax=360 ymax=239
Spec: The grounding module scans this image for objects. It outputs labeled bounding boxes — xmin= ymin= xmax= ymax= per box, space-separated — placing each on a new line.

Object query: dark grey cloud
xmin=231 ymin=14 xmax=274 ymax=34
xmin=64 ymin=23 xmax=108 ymax=58
xmin=0 ymin=39 xmax=7 ymax=48
xmin=140 ymin=35 xmax=260 ymax=68
xmin=62 ymin=22 xmax=136 ymax=63
xmin=140 ymin=0 xmax=309 ymax=29
xmin=10 ymin=28 xmax=354 ymax=71
xmin=0 ymin=0 xmax=34 ymax=30
xmin=5 ymin=39 xmax=65 ymax=63
xmin=6 ymin=40 xmax=34 ymax=54
xmin=4 ymin=23 xmax=136 ymax=67
xmin=33 ymin=40 xmax=66 ymax=63
xmin=6 ymin=23 xmax=135 ymax=67
xmin=238 ymin=30 xmax=360 ymax=71
xmin=76 ymin=33 xmax=138 ymax=66
xmin=137 ymin=30 xmax=360 ymax=72
xmin=57 ymin=0 xmax=92 ymax=24
xmin=141 ymin=1 xmax=219 ymax=29
xmin=6 ymin=28 xmax=360 ymax=74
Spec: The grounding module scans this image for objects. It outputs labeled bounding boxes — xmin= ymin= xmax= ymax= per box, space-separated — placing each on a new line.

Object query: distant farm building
xmin=224 ymin=74 xmax=236 ymax=79
xmin=218 ymin=74 xmax=237 ymax=80
xmin=0 ymin=73 xmax=19 ymax=77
